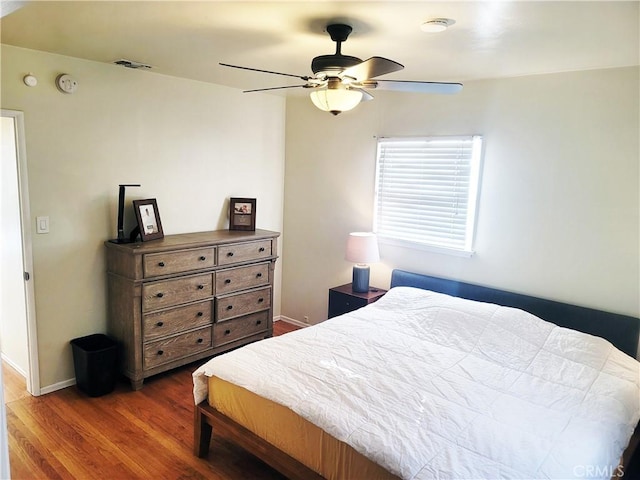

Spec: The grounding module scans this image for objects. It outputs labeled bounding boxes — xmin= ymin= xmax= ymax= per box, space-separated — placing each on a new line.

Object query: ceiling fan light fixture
xmin=310 ymin=85 xmax=363 ymax=116
xmin=420 ymin=18 xmax=455 ymax=33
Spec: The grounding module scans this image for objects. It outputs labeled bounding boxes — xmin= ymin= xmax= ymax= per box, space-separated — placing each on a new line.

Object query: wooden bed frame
xmin=194 ymin=401 xmax=324 ymax=480
xmin=194 ymin=269 xmax=640 ymax=478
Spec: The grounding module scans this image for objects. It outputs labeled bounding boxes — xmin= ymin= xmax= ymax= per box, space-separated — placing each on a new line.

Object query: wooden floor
xmin=2 ymin=362 xmax=30 ymax=404
xmin=4 ymin=320 xmax=302 ymax=480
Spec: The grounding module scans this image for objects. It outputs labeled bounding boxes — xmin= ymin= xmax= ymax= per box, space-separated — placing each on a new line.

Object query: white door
xmin=1 ymin=110 xmax=39 ymax=396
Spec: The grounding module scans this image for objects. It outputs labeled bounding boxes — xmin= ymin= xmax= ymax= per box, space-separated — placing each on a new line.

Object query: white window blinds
xmin=374 ymin=135 xmax=483 ymax=254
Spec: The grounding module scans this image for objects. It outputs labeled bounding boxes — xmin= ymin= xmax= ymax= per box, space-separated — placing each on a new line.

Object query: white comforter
xmin=193 ymin=287 xmax=640 ymax=479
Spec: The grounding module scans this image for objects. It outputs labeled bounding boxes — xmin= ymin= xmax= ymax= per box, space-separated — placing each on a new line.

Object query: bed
xmin=193 ymin=269 xmax=640 ymax=479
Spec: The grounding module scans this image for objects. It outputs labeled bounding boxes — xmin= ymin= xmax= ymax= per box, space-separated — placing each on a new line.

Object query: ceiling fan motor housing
xmin=311 ymin=54 xmax=362 ymax=75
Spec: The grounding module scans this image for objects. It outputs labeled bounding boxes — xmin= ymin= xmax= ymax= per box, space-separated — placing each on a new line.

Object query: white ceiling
xmin=1 ymin=1 xmax=638 ymax=95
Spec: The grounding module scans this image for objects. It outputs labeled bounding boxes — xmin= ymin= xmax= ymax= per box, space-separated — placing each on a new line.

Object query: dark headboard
xmin=390 ymin=269 xmax=640 ymax=358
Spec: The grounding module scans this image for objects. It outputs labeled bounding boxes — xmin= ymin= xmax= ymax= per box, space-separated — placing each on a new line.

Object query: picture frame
xmin=133 ymin=198 xmax=164 ymax=241
xmin=229 ymin=197 xmax=256 ymax=231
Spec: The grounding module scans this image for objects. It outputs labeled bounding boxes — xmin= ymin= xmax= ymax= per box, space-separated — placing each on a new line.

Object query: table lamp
xmin=345 ymin=232 xmax=380 ymax=293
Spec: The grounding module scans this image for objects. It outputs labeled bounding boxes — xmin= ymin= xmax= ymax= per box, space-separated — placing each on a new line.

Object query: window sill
xmin=378 ymin=236 xmax=475 ymax=258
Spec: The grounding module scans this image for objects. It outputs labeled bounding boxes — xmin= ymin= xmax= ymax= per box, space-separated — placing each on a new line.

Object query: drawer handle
xmin=227 ymin=252 xmax=234 ymax=257
xmin=199 ymin=256 xmax=206 ymax=261
xmin=197 ymin=285 xmax=204 ymax=290
xmin=226 ymin=305 xmax=233 ymax=310
xmin=256 ymin=320 xmax=262 ymax=325
xmin=224 ymin=329 xmax=231 ymax=335
xmin=156 ymin=292 xmax=164 ymax=298
xmin=224 ymin=279 xmax=231 ymax=284
xmin=259 ymin=247 xmax=265 ymax=252
xmin=256 ymin=273 xmax=262 ymax=278
xmin=258 ymin=298 xmax=264 ymax=303
xmin=158 ymin=261 xmax=165 ymax=267
xmin=197 ymin=311 xmax=203 ymax=317
xmin=157 ymin=350 xmax=164 ymax=356
xmin=197 ymin=338 xmax=203 ymax=344
xmin=156 ymin=321 xmax=164 ymax=327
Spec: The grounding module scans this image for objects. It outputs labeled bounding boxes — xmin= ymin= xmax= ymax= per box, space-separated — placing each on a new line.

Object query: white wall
xmin=0 ymin=45 xmax=286 ymax=390
xmin=282 ymin=66 xmax=639 ymax=325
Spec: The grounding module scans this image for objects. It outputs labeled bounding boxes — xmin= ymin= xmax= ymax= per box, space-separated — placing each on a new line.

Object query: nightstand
xmin=328 ymin=283 xmax=387 ymax=319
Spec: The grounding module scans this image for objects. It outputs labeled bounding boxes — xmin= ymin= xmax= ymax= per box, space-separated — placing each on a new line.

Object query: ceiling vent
xmin=113 ymin=59 xmax=153 ymax=69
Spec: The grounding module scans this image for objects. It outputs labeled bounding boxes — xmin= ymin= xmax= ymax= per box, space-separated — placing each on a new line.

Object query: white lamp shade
xmin=345 ymin=232 xmax=380 ymax=264
xmin=310 ymin=88 xmax=363 ymax=114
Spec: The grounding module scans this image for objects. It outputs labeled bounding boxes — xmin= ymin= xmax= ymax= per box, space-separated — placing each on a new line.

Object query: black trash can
xmin=70 ymin=334 xmax=119 ymax=397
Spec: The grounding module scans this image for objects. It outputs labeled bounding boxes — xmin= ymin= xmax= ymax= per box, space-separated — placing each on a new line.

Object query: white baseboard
xmin=275 ymin=315 xmax=309 ymax=328
xmin=0 ymin=353 xmax=27 ymax=378
xmin=39 ymin=378 xmax=75 ymax=395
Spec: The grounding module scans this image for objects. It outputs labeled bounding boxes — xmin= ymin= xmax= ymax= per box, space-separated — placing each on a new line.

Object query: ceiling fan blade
xmin=341 ymin=56 xmax=404 ymax=81
xmin=243 ymin=84 xmax=310 ymax=93
xmin=367 ymin=79 xmax=463 ymax=94
xmin=349 ymin=87 xmax=374 ymax=102
xmin=220 ymin=63 xmax=310 ymax=81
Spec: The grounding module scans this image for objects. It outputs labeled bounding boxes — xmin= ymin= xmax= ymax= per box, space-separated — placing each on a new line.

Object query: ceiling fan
xmin=220 ymin=23 xmax=463 ymax=116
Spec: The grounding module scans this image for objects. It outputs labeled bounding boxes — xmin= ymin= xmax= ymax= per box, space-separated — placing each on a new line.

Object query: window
xmin=373 ymin=135 xmax=483 ymax=256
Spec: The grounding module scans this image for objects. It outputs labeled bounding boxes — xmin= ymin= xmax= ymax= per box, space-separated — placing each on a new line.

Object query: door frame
xmin=2 ymin=109 xmax=40 ymax=396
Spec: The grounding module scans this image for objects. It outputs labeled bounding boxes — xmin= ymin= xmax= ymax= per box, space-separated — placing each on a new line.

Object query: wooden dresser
xmin=105 ymin=229 xmax=279 ymax=390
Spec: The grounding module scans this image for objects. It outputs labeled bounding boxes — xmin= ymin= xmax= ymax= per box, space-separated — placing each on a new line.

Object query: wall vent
xmin=113 ymin=59 xmax=153 ymax=69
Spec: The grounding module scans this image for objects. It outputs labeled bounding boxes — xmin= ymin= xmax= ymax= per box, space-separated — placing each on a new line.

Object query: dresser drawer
xmin=143 ymin=247 xmax=216 ymax=278
xmin=216 ymin=286 xmax=271 ymax=321
xmin=142 ymin=301 xmax=212 ymax=341
xmin=328 ymin=291 xmax=368 ymax=318
xmin=216 ymin=263 xmax=270 ymax=295
xmin=214 ymin=311 xmax=269 ymax=346
xmin=218 ymin=240 xmax=272 ymax=266
xmin=144 ymin=327 xmax=212 ymax=369
xmin=327 ymin=284 xmax=387 ymax=319
xmin=142 ymin=273 xmax=213 ymax=312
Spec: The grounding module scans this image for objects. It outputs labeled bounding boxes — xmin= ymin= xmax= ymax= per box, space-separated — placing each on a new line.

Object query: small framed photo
xmin=133 ymin=198 xmax=164 ymax=241
xmin=229 ymin=197 xmax=256 ymax=231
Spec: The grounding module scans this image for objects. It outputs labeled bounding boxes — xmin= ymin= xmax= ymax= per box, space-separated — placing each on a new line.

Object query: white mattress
xmin=193 ymin=286 xmax=640 ymax=479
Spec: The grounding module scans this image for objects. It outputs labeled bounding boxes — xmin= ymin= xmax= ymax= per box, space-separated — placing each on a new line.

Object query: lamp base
xmin=352 ymin=264 xmax=370 ymax=293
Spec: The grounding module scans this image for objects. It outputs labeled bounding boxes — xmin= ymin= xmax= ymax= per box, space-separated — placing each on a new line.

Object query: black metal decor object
xmin=109 ymin=184 xmax=141 ymax=244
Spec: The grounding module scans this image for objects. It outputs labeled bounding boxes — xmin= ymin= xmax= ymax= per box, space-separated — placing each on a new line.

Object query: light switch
xmin=36 ymin=216 xmax=49 ymax=234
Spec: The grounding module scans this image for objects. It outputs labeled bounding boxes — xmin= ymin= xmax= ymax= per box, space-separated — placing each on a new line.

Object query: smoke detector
xmin=113 ymin=59 xmax=153 ymax=70
xmin=420 ymin=18 xmax=455 ymax=33
xmin=56 ymin=74 xmax=78 ymax=94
